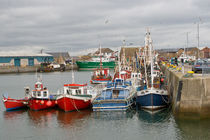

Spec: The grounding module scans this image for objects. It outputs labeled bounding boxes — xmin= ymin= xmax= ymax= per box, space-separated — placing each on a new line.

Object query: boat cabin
xmin=94 ymin=68 xmax=109 ymax=76
xmin=63 ymin=84 xmax=88 ymax=96
xmin=152 ymin=70 xmax=160 ymax=78
xmin=131 ymin=73 xmax=142 ymax=79
xmin=31 ymin=82 xmax=49 ymax=99
xmin=107 ymin=78 xmax=131 ymax=88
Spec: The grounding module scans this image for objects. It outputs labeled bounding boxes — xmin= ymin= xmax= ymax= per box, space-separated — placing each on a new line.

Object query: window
xmin=37 ymin=91 xmax=41 ymax=97
xmin=76 ymin=89 xmax=81 ymax=95
xmin=33 ymin=91 xmax=36 ymax=97
xmin=66 ymin=89 xmax=72 ymax=95
xmin=43 ymin=91 xmax=47 ymax=97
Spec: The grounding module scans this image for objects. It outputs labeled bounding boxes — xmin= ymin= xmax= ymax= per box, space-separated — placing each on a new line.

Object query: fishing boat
xmin=92 ymin=78 xmax=135 ymax=111
xmin=28 ymin=79 xmax=57 ymax=111
xmin=57 ymin=58 xmax=96 ymax=112
xmin=56 ymin=83 xmax=93 ymax=112
xmin=90 ymin=45 xmax=112 ymax=84
xmin=76 ymin=47 xmax=116 ymax=70
xmin=76 ymin=58 xmax=115 ymax=70
xmin=92 ymin=51 xmax=136 ymax=111
xmin=136 ymin=30 xmax=169 ymax=110
xmin=90 ymin=68 xmax=112 ymax=84
xmin=2 ymin=94 xmax=28 ymax=111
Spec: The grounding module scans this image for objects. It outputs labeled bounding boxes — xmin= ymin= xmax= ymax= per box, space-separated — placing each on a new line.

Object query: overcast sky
xmin=0 ymin=0 xmax=210 ymax=55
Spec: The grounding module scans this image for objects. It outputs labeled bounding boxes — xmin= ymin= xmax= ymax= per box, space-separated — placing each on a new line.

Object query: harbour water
xmin=0 ymin=71 xmax=210 ymax=140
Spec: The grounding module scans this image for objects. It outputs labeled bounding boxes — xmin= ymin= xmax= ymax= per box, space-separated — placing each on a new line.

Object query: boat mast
xmin=144 ymin=29 xmax=149 ymax=89
xmin=118 ymin=50 xmax=121 ymax=79
xmin=149 ymin=30 xmax=154 ymax=89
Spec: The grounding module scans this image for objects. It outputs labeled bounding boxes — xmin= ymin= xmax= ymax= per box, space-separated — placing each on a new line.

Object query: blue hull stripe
xmin=6 ymin=106 xmax=25 ymax=111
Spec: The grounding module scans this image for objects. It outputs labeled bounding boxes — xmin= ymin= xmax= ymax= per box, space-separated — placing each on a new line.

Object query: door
xmin=28 ymin=58 xmax=34 ymax=66
xmin=14 ymin=58 xmax=21 ymax=67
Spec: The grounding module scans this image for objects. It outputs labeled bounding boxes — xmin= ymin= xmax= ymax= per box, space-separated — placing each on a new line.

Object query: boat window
xmin=33 ymin=91 xmax=36 ymax=97
xmin=141 ymin=92 xmax=145 ymax=94
xmin=156 ymin=91 xmax=159 ymax=93
xmin=146 ymin=90 xmax=148 ymax=92
xmin=113 ymin=90 xmax=119 ymax=98
xmin=76 ymin=89 xmax=81 ymax=95
xmin=67 ymin=89 xmax=72 ymax=95
xmin=43 ymin=91 xmax=47 ymax=97
xmin=37 ymin=84 xmax=41 ymax=88
xmin=37 ymin=91 xmax=41 ymax=97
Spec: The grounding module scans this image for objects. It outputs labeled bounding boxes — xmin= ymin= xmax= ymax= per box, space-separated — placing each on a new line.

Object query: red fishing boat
xmin=2 ymin=95 xmax=28 ymax=111
xmin=28 ymin=80 xmax=57 ymax=111
xmin=90 ymin=45 xmax=112 ymax=84
xmin=57 ymin=83 xmax=93 ymax=112
xmin=90 ymin=68 xmax=112 ymax=84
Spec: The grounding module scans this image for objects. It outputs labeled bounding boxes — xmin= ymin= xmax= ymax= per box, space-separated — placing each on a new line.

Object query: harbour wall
xmin=162 ymin=65 xmax=210 ymax=119
xmin=0 ymin=64 xmax=78 ymax=74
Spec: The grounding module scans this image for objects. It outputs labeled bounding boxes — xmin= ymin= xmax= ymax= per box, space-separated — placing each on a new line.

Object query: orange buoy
xmin=40 ymin=100 xmax=44 ymax=104
xmin=46 ymin=100 xmax=52 ymax=106
xmin=55 ymin=100 xmax=58 ymax=104
xmin=36 ymin=100 xmax=39 ymax=103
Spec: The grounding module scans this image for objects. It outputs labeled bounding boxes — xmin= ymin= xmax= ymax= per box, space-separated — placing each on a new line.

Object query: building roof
xmin=120 ymin=47 xmax=140 ymax=58
xmin=47 ymin=52 xmax=70 ymax=59
xmin=0 ymin=52 xmax=52 ymax=57
xmin=94 ymin=48 xmax=114 ymax=54
xmin=201 ymin=47 xmax=210 ymax=52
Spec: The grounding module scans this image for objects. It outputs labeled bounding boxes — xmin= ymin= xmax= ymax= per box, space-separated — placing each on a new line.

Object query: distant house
xmin=156 ymin=48 xmax=180 ymax=58
xmin=201 ymin=47 xmax=210 ymax=58
xmin=0 ymin=52 xmax=53 ymax=67
xmin=120 ymin=47 xmax=141 ymax=60
xmin=92 ymin=48 xmax=114 ymax=57
xmin=47 ymin=52 xmax=71 ymax=64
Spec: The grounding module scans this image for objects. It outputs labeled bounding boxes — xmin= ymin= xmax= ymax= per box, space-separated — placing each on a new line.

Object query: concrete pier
xmin=162 ymin=65 xmax=210 ymax=119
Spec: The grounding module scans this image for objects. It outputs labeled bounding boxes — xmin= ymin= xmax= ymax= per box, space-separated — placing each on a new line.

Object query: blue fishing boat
xmin=136 ymin=30 xmax=169 ymax=110
xmin=92 ymin=78 xmax=136 ymax=111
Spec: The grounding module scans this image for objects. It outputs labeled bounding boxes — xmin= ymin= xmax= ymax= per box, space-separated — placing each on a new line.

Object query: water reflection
xmin=137 ymin=108 xmax=171 ymax=123
xmin=93 ymin=109 xmax=136 ymax=121
xmin=27 ymin=109 xmax=57 ymax=127
xmin=56 ymin=109 xmax=91 ymax=128
xmin=3 ymin=109 xmax=28 ymax=120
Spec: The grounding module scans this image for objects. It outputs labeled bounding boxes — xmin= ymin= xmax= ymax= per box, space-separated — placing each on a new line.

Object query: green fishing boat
xmin=76 ymin=56 xmax=116 ymax=70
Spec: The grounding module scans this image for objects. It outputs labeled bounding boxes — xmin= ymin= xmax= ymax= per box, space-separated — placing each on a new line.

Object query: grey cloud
xmin=0 ymin=0 xmax=210 ymax=54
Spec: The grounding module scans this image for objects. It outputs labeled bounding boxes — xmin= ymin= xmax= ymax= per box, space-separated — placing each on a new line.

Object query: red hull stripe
xmin=64 ymin=84 xmax=87 ymax=87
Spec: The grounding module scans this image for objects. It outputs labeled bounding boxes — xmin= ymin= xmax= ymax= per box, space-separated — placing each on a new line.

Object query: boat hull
xmin=57 ymin=96 xmax=91 ymax=112
xmin=76 ymin=61 xmax=116 ymax=70
xmin=136 ymin=93 xmax=168 ymax=110
xmin=28 ymin=98 xmax=56 ymax=111
xmin=3 ymin=98 xmax=28 ymax=111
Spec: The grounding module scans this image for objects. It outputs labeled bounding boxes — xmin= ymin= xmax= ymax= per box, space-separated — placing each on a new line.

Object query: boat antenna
xmin=99 ymin=43 xmax=102 ymax=70
xmin=72 ymin=57 xmax=75 ymax=84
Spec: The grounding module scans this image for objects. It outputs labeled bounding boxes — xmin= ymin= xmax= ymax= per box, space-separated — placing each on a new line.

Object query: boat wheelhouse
xmin=90 ymin=68 xmax=112 ymax=84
